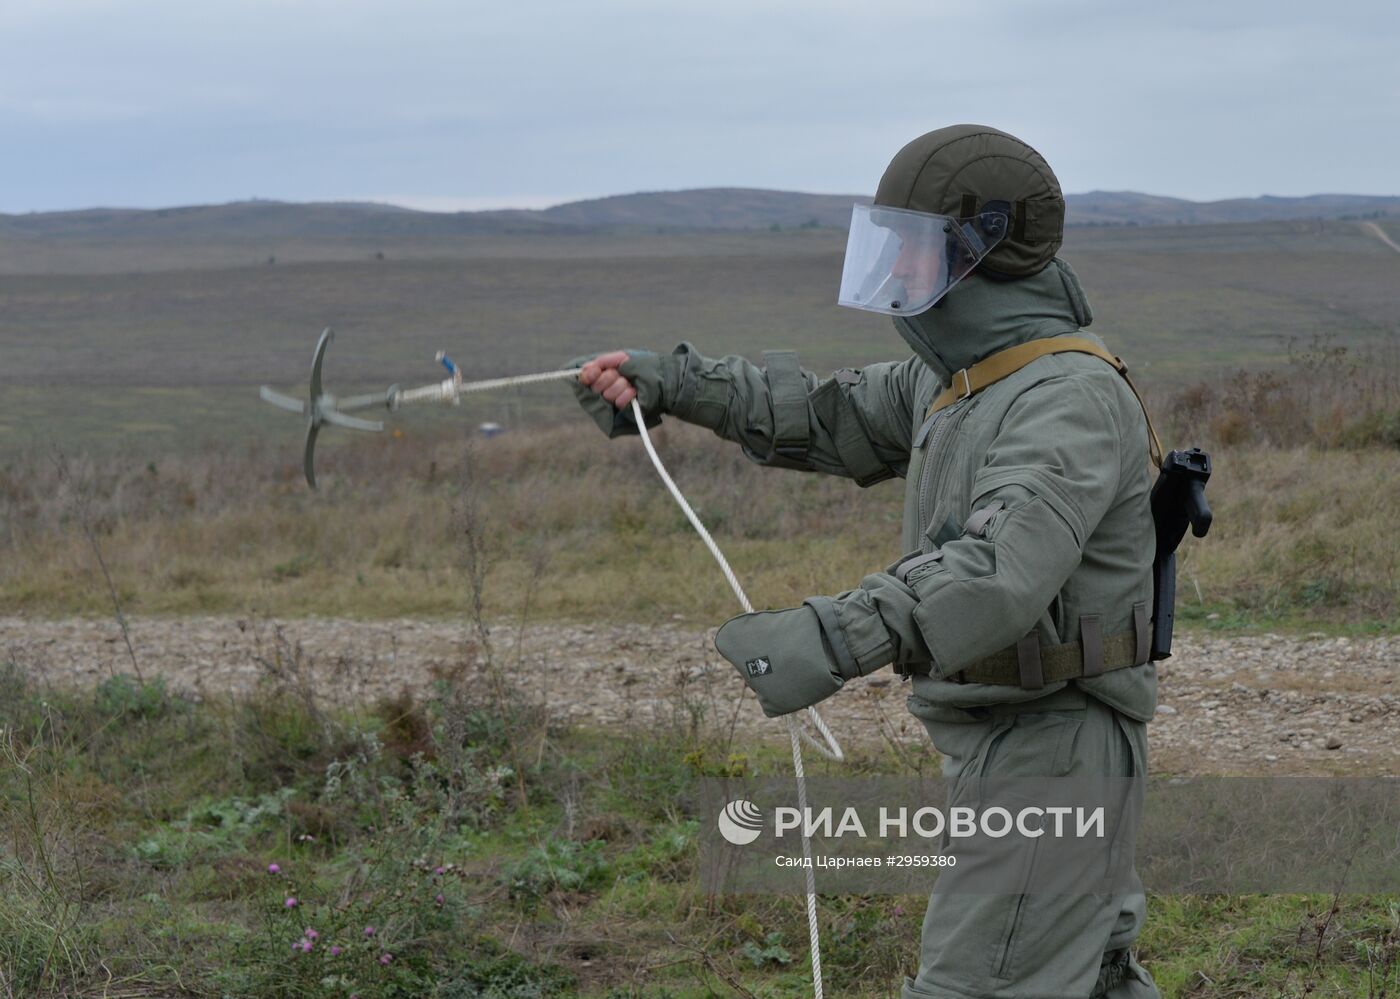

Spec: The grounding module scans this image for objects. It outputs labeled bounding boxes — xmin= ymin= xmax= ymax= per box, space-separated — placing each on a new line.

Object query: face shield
xmin=837 ymin=203 xmax=1010 ymax=316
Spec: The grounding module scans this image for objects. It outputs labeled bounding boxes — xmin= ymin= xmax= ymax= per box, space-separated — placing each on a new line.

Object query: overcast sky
xmin=2 ymin=0 xmax=1397 ymax=213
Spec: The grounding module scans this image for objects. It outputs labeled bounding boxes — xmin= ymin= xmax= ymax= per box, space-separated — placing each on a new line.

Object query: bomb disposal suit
xmin=573 ymin=125 xmax=1162 ymax=998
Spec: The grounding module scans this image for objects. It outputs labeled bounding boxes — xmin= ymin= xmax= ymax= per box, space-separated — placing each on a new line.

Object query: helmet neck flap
xmin=892 ymin=257 xmax=1096 ymax=388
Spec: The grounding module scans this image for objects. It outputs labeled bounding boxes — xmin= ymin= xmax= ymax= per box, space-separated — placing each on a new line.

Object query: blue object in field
xmin=436 ymin=351 xmax=458 ymax=377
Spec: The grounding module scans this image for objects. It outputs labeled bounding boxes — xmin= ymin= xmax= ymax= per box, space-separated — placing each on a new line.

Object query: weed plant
xmin=0 ymin=658 xmax=1395 ymax=997
xmin=1 ymin=342 xmax=1396 ymax=632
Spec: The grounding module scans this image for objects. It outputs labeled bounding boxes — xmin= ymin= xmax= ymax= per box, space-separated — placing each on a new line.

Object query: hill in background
xmin=4 ymin=187 xmax=1399 ymax=245
xmin=1068 ymin=191 xmax=1400 ymax=226
xmin=536 ymin=188 xmax=1400 ymax=229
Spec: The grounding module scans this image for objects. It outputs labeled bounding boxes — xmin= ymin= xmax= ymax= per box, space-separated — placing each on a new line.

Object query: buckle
xmin=952 ymin=368 xmax=972 ymax=400
xmin=772 ymin=443 xmax=809 ymax=462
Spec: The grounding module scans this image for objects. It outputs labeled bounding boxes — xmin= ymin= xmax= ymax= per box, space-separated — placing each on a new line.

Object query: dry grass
xmin=1155 ymin=335 xmax=1400 ymax=451
xmin=1151 ymin=338 xmax=1400 ymax=628
xmin=1 ymin=344 xmax=1396 ymax=631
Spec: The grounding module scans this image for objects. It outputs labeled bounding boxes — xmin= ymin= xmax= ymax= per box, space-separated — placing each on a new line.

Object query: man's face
xmin=889 ymin=227 xmax=947 ymax=307
xmin=838 ymin=203 xmax=985 ymax=316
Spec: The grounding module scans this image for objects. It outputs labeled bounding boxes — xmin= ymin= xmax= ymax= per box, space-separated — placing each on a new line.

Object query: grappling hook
xmin=258 ymin=328 xmax=399 ymax=489
xmin=260 ymin=327 xmax=551 ymax=489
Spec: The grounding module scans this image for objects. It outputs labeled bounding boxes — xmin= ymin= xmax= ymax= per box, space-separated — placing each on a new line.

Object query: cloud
xmin=2 ymin=0 xmax=1397 ymax=211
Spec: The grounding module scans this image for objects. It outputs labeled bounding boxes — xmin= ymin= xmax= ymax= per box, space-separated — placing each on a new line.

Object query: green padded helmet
xmin=874 ymin=124 xmax=1065 ymax=279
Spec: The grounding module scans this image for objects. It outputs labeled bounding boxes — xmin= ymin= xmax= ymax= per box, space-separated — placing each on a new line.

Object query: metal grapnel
xmin=258 ymin=328 xmax=397 ymax=489
xmin=260 ymin=328 xmax=564 ymax=488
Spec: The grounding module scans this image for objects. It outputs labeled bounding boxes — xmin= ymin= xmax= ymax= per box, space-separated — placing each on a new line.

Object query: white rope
xmin=394 ymin=368 xmax=581 ymax=406
xmin=401 ymin=365 xmax=838 ymax=998
xmin=630 ymin=394 xmax=834 ymax=999
xmin=628 ymin=396 xmax=843 ymax=760
xmin=458 ymin=369 xmax=583 ymax=393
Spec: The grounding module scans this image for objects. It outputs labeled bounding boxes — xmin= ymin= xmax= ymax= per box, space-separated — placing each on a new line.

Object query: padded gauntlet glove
xmin=567 ymin=348 xmax=684 ymax=438
xmin=715 ymin=597 xmax=874 ymax=718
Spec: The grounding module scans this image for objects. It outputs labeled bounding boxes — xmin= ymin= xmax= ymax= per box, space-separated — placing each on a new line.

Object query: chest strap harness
xmin=902 ymin=335 xmax=1167 ymax=688
xmin=926 ymin=334 xmax=1165 ymax=467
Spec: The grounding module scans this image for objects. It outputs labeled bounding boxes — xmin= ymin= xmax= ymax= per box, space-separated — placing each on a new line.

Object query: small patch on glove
xmin=745 ymin=656 xmax=773 ymax=677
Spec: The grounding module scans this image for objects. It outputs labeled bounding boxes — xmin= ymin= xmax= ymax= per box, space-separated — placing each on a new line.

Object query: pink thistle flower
xmin=434 ymin=866 xmax=445 ymax=875
xmin=363 ymin=925 xmax=375 ymax=937
xmin=329 ymin=945 xmax=343 ymax=957
xmin=379 ymin=953 xmax=393 ymax=965
xmin=435 ymin=893 xmax=445 ymax=907
xmin=284 ymin=897 xmax=298 ymax=908
xmin=303 ymin=928 xmax=319 ymax=940
xmin=267 ymin=863 xmax=281 ymax=875
xmin=298 ymin=938 xmax=313 ymax=953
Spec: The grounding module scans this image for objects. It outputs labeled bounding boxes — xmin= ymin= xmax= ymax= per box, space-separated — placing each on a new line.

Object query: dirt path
xmin=1361 ymin=220 xmax=1400 ymax=255
xmin=3 ymin=615 xmax=1395 ymax=776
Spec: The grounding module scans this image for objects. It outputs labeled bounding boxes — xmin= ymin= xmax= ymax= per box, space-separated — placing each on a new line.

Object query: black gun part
xmin=1149 ymin=448 xmax=1213 ymax=660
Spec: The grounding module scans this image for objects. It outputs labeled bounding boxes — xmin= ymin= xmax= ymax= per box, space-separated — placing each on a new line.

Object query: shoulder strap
xmin=926 ymin=335 xmax=1164 ymax=467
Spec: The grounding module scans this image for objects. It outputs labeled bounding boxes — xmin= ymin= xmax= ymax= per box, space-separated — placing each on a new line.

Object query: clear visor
xmin=837 ymin=203 xmax=1009 ymax=316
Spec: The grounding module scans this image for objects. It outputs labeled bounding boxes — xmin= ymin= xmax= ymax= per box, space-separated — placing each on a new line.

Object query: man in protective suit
xmin=573 ymin=124 xmax=1161 ymax=998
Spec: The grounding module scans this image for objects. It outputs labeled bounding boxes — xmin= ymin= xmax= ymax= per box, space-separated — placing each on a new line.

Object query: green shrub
xmin=94 ymin=673 xmax=171 ymax=719
xmin=500 ymin=840 xmax=611 ymax=902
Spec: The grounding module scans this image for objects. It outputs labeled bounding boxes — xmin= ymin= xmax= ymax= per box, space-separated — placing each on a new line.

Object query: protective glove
xmin=565 ymin=348 xmax=681 ymax=439
xmin=714 ymin=598 xmax=866 ymax=718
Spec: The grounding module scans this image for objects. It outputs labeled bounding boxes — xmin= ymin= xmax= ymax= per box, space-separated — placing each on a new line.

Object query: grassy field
xmin=3 ymin=651 xmax=1396 ymax=998
xmin=2 ymin=215 xmax=1398 ymax=996
xmin=2 ymin=213 xmax=1397 ymax=630
xmin=3 ymin=337 xmax=1397 ymax=632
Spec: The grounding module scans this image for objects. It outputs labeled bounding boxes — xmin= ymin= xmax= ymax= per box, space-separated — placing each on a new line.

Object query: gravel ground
xmin=2 ymin=616 xmax=1395 ymax=776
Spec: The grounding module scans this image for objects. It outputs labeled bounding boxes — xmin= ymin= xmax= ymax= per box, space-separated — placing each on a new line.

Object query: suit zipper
xmin=996 ymin=892 xmax=1029 ymax=978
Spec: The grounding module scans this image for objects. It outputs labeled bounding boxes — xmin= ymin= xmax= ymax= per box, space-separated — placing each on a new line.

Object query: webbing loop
xmin=763 ymin=349 xmax=812 ymax=461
